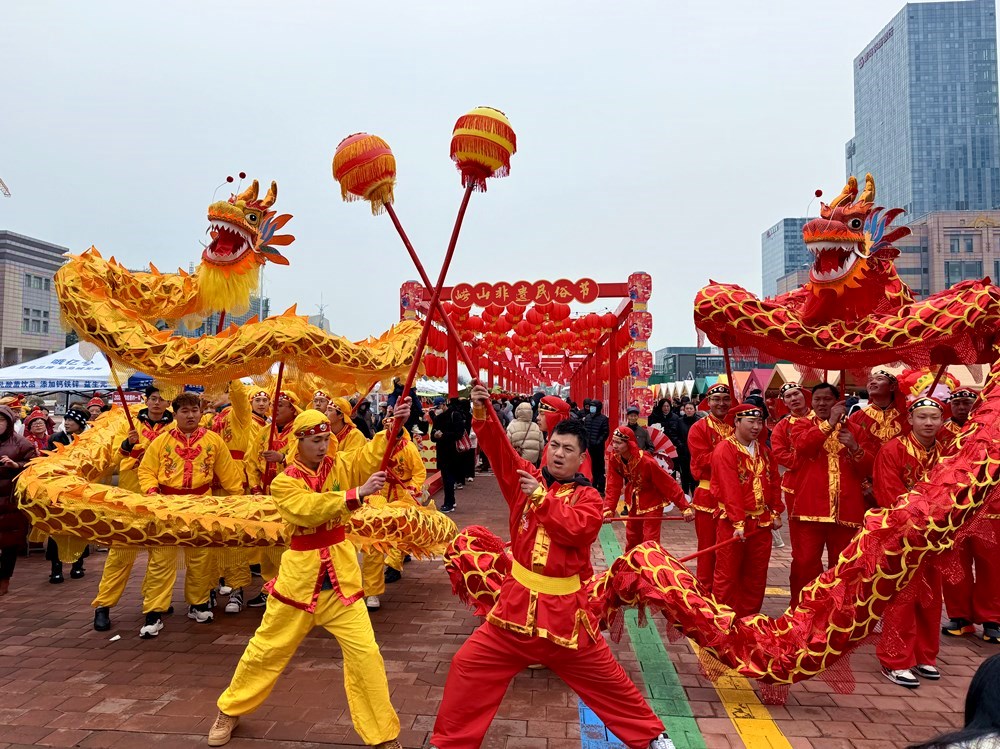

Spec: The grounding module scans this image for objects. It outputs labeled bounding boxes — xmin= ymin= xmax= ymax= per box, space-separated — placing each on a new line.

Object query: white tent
xmin=0 ymin=344 xmax=115 ymax=392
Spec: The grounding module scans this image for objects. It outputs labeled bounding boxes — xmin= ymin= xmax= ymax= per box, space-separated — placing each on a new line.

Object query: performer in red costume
xmin=604 ymin=426 xmax=693 ymax=551
xmin=537 ymin=396 xmax=592 ymax=480
xmin=769 ymin=382 xmax=812 ymax=515
xmin=710 ymin=403 xmax=782 ymax=616
xmin=686 ymin=383 xmax=733 ymax=591
xmin=849 ymin=369 xmax=907 ymax=445
xmin=787 ymin=383 xmax=875 ymax=605
xmin=431 ymin=385 xmax=673 ymax=749
xmin=940 ymin=388 xmax=1000 ymax=644
xmin=874 ymin=396 xmax=947 ymax=688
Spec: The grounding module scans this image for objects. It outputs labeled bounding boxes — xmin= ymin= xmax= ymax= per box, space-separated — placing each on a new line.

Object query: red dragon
xmin=444 ymin=173 xmax=1000 ymax=686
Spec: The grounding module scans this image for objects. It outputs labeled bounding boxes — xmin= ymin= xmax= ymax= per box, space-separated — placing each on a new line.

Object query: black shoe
xmin=440 ymin=505 xmax=455 ymax=513
xmin=984 ymin=622 xmax=1000 ymax=644
xmin=384 ymin=568 xmax=402 ymax=584
xmin=942 ymin=617 xmax=975 ymax=637
xmin=165 ymin=605 xmax=174 ymax=616
xmin=49 ymin=562 xmax=64 ymax=584
xmin=403 ymin=555 xmax=412 ymax=564
xmin=249 ymin=564 xmax=262 ymax=578
xmin=94 ymin=607 xmax=111 ymax=631
xmin=70 ymin=561 xmax=85 ymax=579
xmin=246 ymin=591 xmax=268 ymax=608
xmin=139 ymin=611 xmax=164 ymax=638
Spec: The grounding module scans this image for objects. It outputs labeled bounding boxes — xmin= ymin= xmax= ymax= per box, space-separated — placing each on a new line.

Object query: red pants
xmin=788 ymin=519 xmax=857 ymax=605
xmin=694 ymin=509 xmax=717 ymax=592
xmin=876 ymin=566 xmax=943 ymax=670
xmin=713 ymin=517 xmax=771 ymax=617
xmin=625 ymin=509 xmax=662 ymax=552
xmin=431 ymin=622 xmax=663 ymax=749
xmin=943 ymin=518 xmax=1000 ymax=624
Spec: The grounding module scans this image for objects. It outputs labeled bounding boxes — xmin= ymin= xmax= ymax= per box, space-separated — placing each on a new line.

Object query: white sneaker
xmin=915 ymin=664 xmax=941 ymax=680
xmin=224 ymin=588 xmax=244 ymax=614
xmin=649 ymin=733 xmax=676 ymax=749
xmin=881 ymin=666 xmax=919 ymax=688
xmin=139 ymin=614 xmax=163 ymax=639
xmin=187 ymin=605 xmax=214 ymax=623
xmin=366 ymin=596 xmax=381 ymax=611
xmin=219 ymin=584 xmax=233 ymax=596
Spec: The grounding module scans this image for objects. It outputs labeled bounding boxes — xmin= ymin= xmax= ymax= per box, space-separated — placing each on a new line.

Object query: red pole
xmin=103 ymin=354 xmax=136 ymax=433
xmin=447 ymin=333 xmax=459 ymax=398
xmin=722 ymin=345 xmax=735 ymax=399
xmin=928 ymin=363 xmax=949 ymax=396
xmin=607 ymin=329 xmax=619 ymax=432
xmin=216 ymin=311 xmax=227 ymax=335
xmin=261 ymin=361 xmax=285 ymax=492
xmin=678 ymin=527 xmax=769 ymax=564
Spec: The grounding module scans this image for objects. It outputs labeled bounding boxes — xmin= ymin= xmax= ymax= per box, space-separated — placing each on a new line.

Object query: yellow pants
xmin=217 ymin=593 xmax=400 ymax=745
xmin=142 ymin=548 xmax=216 ymax=608
xmin=258 ymin=547 xmax=285 ymax=584
xmin=359 ymin=548 xmax=385 ymax=597
xmin=219 ymin=548 xmax=252 ymax=590
xmin=91 ymin=546 xmax=175 ymax=614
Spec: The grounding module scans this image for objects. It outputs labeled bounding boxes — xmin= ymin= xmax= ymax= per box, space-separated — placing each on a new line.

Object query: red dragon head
xmin=799 ymin=174 xmax=912 ymax=324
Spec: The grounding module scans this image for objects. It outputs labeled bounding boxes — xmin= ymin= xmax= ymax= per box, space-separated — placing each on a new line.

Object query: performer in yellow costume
xmin=243 ymin=390 xmax=299 ymax=607
xmin=137 ymin=392 xmax=244 ymax=638
xmin=311 ymin=389 xmax=331 ymax=413
xmin=327 ymin=397 xmax=383 ymax=608
xmin=91 ymin=385 xmax=174 ymax=633
xmin=381 ymin=428 xmax=426 ymax=586
xmin=210 ymin=379 xmax=258 ymax=615
xmin=209 ymin=403 xmax=411 ymax=749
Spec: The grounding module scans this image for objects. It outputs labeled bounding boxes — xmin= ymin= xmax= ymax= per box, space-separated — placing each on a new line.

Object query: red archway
xmin=399 ymin=271 xmax=653 ymax=431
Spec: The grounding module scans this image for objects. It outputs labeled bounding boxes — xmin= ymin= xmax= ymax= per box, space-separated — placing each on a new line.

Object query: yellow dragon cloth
xmin=16 ymin=179 xmax=456 ymax=557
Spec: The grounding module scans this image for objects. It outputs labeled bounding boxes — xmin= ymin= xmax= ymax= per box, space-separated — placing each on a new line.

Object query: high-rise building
xmin=846 ymin=0 xmax=1000 ymax=219
xmin=761 ymin=218 xmax=810 ymax=297
xmin=0 ymin=231 xmax=68 ymax=366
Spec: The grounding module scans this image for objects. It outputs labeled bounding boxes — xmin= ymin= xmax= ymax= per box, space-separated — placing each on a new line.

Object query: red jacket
xmin=687 ymin=414 xmax=733 ymax=513
xmin=710 ymin=437 xmax=782 ymax=528
xmin=604 ymin=448 xmax=689 ymax=516
xmin=789 ymin=416 xmax=875 ymax=527
xmin=873 ymin=432 xmax=943 ymax=509
xmin=769 ymin=412 xmax=812 ymax=508
xmin=473 ymin=409 xmax=602 ymax=650
xmin=848 ymin=403 xmax=907 ymax=447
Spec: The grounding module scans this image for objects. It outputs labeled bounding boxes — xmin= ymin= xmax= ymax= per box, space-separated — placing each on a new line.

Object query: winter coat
xmin=506 ymin=402 xmax=544 ymax=464
xmin=583 ymin=402 xmax=610 ymax=449
xmin=0 ymin=406 xmax=38 ymax=548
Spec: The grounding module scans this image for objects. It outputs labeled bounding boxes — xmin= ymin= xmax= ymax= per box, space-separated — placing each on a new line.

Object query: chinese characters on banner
xmin=449 ymin=278 xmax=600 ymax=308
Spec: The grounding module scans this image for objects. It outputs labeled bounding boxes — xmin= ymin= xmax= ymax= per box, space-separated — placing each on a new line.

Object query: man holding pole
xmin=604 ymin=426 xmax=693 ymax=551
xmin=430 ymin=384 xmax=674 ymax=749
xmin=686 ymin=383 xmax=733 ymax=592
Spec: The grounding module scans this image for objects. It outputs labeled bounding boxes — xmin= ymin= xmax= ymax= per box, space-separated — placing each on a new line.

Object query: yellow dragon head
xmin=198 ymin=179 xmax=294 ymax=316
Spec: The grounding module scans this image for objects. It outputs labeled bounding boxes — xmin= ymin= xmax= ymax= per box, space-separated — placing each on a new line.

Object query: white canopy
xmin=0 ymin=344 xmax=115 ymax=392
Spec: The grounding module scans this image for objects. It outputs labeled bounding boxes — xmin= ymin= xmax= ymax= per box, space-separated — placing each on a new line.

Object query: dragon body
xmin=17 ymin=179 xmax=456 ymax=556
xmin=446 ymin=174 xmax=1000 ymax=684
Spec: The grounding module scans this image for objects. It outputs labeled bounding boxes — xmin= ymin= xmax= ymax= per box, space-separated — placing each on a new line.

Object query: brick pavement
xmin=0 ymin=473 xmax=991 ymax=748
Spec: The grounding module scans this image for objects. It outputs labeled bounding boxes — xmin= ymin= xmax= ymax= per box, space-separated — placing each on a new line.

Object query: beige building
xmin=774 ymin=210 xmax=1000 ymax=300
xmin=0 ymin=231 xmax=68 ymax=366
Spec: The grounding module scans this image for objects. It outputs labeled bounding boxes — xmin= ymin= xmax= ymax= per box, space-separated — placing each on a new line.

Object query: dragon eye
xmin=246 ymin=213 xmax=258 ymax=224
xmin=848 ymin=218 xmax=863 ymax=230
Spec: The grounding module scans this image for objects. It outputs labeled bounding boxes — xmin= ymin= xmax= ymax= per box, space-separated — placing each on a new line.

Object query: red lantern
xmin=526 ymin=306 xmax=543 ymax=325
xmin=602 ymin=312 xmax=617 ymax=329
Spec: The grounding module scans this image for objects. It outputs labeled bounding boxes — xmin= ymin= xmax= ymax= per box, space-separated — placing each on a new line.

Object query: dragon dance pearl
xmin=450 ymin=106 xmax=517 ymax=191
xmin=333 ymin=133 xmax=397 ymax=214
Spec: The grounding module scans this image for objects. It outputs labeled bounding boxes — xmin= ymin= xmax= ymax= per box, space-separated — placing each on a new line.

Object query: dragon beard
xmin=193 ymin=253 xmax=262 ymax=319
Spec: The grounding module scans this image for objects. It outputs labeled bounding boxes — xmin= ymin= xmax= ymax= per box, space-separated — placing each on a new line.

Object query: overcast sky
xmin=0 ymin=0 xmax=966 ymax=351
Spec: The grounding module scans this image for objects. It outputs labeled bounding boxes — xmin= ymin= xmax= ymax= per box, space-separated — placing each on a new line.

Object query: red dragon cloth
xmin=445 ymin=173 xmax=1000 ymax=685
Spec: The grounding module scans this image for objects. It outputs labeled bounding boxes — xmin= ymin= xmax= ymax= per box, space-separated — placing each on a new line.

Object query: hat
xmin=87 ymin=396 xmax=105 ymax=409
xmin=778 ymin=382 xmax=804 ymax=397
xmin=277 ymin=391 xmax=301 ymax=414
xmin=698 ymin=383 xmax=731 ymax=411
xmin=248 ymin=389 xmax=270 ymax=402
xmin=330 ymin=396 xmax=356 ymax=427
xmin=539 ymin=396 xmax=569 ymax=415
xmin=64 ymin=408 xmax=89 ymax=429
xmin=314 ymin=389 xmax=331 ymax=400
xmin=612 ymin=427 xmax=636 ymax=444
xmin=24 ymin=408 xmax=47 ymax=428
xmin=870 ymin=368 xmax=898 ymax=384
xmin=626 ymin=406 xmax=640 ymax=415
xmin=292 ymin=410 xmax=331 ymax=438
xmin=949 ymin=388 xmax=978 ymax=402
xmin=724 ymin=403 xmax=764 ymax=427
xmin=908 ymin=396 xmax=945 ymax=414
xmin=433 ymin=396 xmax=445 ymax=406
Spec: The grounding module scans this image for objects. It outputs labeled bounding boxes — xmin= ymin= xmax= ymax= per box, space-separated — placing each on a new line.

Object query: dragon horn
xmin=827 ymin=176 xmax=858 ymax=209
xmin=260 ymin=181 xmax=277 ymax=209
xmin=858 ymin=173 xmax=876 ymax=204
xmin=236 ymin=179 xmax=260 ymax=204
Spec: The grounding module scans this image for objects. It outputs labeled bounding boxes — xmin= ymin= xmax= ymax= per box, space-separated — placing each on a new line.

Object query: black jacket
xmin=583 ymin=402 xmax=609 ymax=449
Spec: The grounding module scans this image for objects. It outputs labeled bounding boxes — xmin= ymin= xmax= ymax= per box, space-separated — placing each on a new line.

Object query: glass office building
xmin=846 ymin=0 xmax=1000 ymax=220
xmin=761 ymin=218 xmax=810 ymax=297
